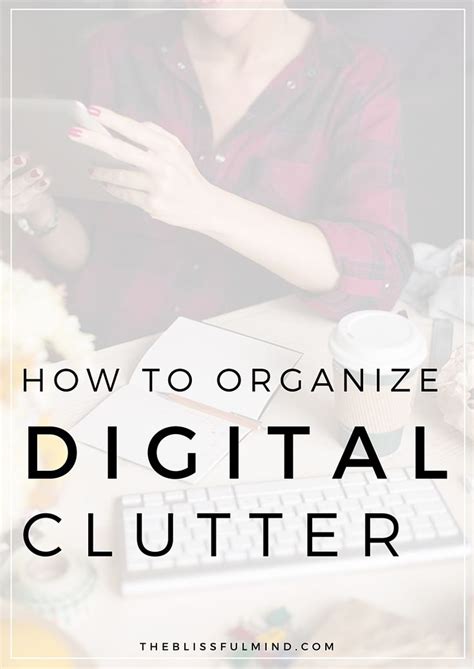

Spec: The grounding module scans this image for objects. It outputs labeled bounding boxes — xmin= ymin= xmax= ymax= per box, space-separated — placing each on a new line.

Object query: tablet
xmin=2 ymin=98 xmax=120 ymax=202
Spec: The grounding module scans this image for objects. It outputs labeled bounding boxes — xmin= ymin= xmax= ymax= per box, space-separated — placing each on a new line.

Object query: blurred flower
xmin=0 ymin=261 xmax=94 ymax=525
xmin=0 ymin=261 xmax=94 ymax=366
xmin=438 ymin=343 xmax=474 ymax=442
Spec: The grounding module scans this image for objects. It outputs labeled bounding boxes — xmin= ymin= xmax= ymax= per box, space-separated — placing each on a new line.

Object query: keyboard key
xmin=284 ymin=516 xmax=304 ymax=531
xmin=208 ymin=486 xmax=234 ymax=500
xmin=389 ymin=480 xmax=433 ymax=494
xmin=219 ymin=523 xmax=236 ymax=538
xmin=142 ymin=492 xmax=164 ymax=505
xmin=281 ymin=492 xmax=302 ymax=505
xmin=122 ymin=494 xmax=142 ymax=507
xmin=234 ymin=535 xmax=253 ymax=550
xmin=331 ymin=512 xmax=349 ymax=527
xmin=366 ymin=483 xmax=388 ymax=496
xmin=276 ymin=530 xmax=298 ymax=545
xmin=192 ymin=524 xmax=210 ymax=539
xmin=360 ymin=496 xmax=382 ymax=511
xmin=185 ymin=540 xmax=206 ymax=556
xmin=338 ymin=498 xmax=360 ymax=512
xmin=274 ymin=544 xmax=297 ymax=557
xmin=238 ymin=522 xmax=261 ymax=537
xmin=323 ymin=488 xmax=345 ymax=501
xmin=247 ymin=544 xmax=265 ymax=559
xmin=345 ymin=485 xmax=365 ymax=499
xmin=321 ymin=538 xmax=342 ymax=552
xmin=187 ymin=488 xmax=207 ymax=503
xmin=257 ymin=494 xmax=280 ymax=506
xmin=403 ymin=489 xmax=439 ymax=504
xmin=431 ymin=514 xmax=459 ymax=537
xmin=164 ymin=490 xmax=185 ymax=503
xmin=345 ymin=534 xmax=364 ymax=548
xmin=237 ymin=495 xmax=259 ymax=509
xmin=216 ymin=499 xmax=238 ymax=513
xmin=413 ymin=526 xmax=437 ymax=541
xmin=193 ymin=501 xmax=215 ymax=514
xmin=316 ymin=501 xmax=338 ymax=514
xmin=387 ymin=468 xmax=408 ymax=481
xmin=383 ymin=494 xmax=404 ymax=507
xmin=436 ymin=524 xmax=459 ymax=538
xmin=390 ymin=504 xmax=415 ymax=518
xmin=413 ymin=500 xmax=447 ymax=516
xmin=367 ymin=517 xmax=395 ymax=536
xmin=349 ymin=511 xmax=362 ymax=524
xmin=173 ymin=502 xmax=193 ymax=516
xmin=233 ymin=509 xmax=250 ymax=524
xmin=395 ymin=528 xmax=414 ymax=543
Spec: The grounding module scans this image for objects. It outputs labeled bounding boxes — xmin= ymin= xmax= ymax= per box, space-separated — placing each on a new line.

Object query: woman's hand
xmin=1 ymin=154 xmax=90 ymax=270
xmin=0 ymin=155 xmax=55 ymax=227
xmin=69 ymin=106 xmax=216 ymax=232
xmin=68 ymin=106 xmax=339 ymax=293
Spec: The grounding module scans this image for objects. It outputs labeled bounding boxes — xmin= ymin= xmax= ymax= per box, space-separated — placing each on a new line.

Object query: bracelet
xmin=16 ymin=204 xmax=59 ymax=238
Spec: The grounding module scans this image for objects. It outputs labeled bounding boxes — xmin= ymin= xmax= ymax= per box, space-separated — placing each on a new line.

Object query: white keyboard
xmin=117 ymin=468 xmax=466 ymax=595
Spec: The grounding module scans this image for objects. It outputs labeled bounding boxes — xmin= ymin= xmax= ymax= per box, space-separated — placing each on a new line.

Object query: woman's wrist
xmin=28 ymin=195 xmax=57 ymax=232
xmin=16 ymin=196 xmax=59 ymax=239
xmin=197 ymin=183 xmax=235 ymax=238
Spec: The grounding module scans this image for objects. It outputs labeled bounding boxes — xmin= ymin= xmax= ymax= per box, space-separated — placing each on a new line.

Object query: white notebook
xmin=72 ymin=317 xmax=301 ymax=483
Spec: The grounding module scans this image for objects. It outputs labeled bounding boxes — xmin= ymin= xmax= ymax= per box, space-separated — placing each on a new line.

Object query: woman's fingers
xmin=100 ymin=183 xmax=150 ymax=210
xmin=89 ymin=167 xmax=150 ymax=191
xmin=1 ymin=177 xmax=51 ymax=213
xmin=142 ymin=121 xmax=182 ymax=147
xmin=88 ymin=106 xmax=170 ymax=151
xmin=2 ymin=166 xmax=45 ymax=198
xmin=68 ymin=127 xmax=152 ymax=170
xmin=0 ymin=154 xmax=28 ymax=182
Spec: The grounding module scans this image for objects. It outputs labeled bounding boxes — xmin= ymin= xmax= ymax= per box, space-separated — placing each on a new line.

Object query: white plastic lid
xmin=329 ymin=311 xmax=427 ymax=373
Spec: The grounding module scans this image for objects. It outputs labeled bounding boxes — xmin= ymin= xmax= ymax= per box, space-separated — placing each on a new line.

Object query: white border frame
xmin=6 ymin=4 xmax=469 ymax=665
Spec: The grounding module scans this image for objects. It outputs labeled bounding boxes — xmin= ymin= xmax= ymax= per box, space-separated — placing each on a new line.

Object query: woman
xmin=2 ymin=3 xmax=412 ymax=346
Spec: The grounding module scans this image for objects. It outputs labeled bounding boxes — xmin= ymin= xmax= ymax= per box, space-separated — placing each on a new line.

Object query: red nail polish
xmin=13 ymin=155 xmax=25 ymax=166
xmin=68 ymin=127 xmax=83 ymax=137
xmin=88 ymin=106 xmax=101 ymax=117
xmin=30 ymin=168 xmax=41 ymax=178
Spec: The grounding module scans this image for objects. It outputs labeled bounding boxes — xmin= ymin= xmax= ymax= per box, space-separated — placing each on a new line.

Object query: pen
xmin=159 ymin=392 xmax=263 ymax=431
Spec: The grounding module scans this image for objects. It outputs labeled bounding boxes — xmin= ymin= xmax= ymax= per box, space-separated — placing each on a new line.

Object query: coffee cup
xmin=329 ymin=311 xmax=427 ymax=456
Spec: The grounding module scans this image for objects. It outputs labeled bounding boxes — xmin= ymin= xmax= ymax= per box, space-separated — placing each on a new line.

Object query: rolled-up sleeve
xmin=308 ymin=49 xmax=413 ymax=319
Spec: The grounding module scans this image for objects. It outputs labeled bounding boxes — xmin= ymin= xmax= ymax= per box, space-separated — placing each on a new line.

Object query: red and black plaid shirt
xmin=22 ymin=11 xmax=413 ymax=346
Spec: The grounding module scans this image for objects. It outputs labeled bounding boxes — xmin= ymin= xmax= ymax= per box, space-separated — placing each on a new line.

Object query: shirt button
xmin=198 ymin=103 xmax=205 ymax=111
xmin=384 ymin=282 xmax=391 ymax=289
xmin=160 ymin=45 xmax=169 ymax=55
xmin=198 ymin=154 xmax=206 ymax=162
xmin=286 ymin=80 xmax=297 ymax=90
xmin=215 ymin=153 xmax=226 ymax=163
xmin=177 ymin=61 xmax=186 ymax=70
xmin=306 ymin=67 xmax=317 ymax=78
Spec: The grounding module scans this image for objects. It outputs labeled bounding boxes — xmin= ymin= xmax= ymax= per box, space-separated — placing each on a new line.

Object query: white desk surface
xmin=32 ymin=297 xmax=471 ymax=666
